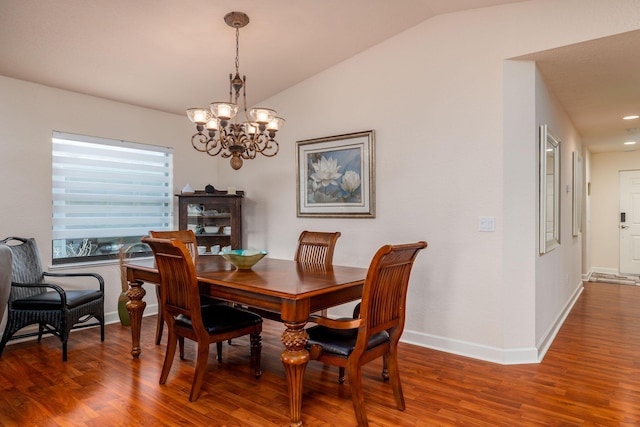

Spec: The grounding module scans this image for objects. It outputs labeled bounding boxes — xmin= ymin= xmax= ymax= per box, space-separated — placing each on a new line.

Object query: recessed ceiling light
xmin=623 ymin=115 xmax=639 ymax=120
xmin=624 ymin=141 xmax=637 ymax=145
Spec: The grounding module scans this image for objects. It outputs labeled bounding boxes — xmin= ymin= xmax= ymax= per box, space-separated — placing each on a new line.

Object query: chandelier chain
xmin=235 ymin=27 xmax=240 ymax=75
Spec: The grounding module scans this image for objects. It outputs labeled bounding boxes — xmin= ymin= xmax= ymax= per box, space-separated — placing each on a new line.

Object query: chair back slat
xmin=360 ymin=242 xmax=427 ymax=337
xmin=294 ymin=231 xmax=341 ymax=267
xmin=1 ymin=237 xmax=47 ymax=299
xmin=142 ymin=237 xmax=204 ymax=330
xmin=149 ymin=230 xmax=198 ymax=261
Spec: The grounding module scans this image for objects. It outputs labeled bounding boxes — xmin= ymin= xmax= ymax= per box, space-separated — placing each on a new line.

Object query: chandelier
xmin=186 ymin=11 xmax=285 ymax=170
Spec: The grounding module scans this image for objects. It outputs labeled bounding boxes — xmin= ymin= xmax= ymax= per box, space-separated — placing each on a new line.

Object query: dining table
xmin=123 ymin=254 xmax=367 ymax=427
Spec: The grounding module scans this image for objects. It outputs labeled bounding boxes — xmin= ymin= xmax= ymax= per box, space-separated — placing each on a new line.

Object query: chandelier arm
xmin=218 ymin=130 xmax=233 ymax=158
xmin=240 ymin=143 xmax=257 ymax=159
xmin=248 ymin=137 xmax=264 ymax=154
xmin=220 ymin=128 xmax=233 ymax=148
xmin=243 ymin=134 xmax=262 ymax=157
xmin=205 ymin=141 xmax=224 ymax=157
xmin=257 ymin=138 xmax=280 ymax=157
xmin=191 ymin=133 xmax=212 ymax=152
xmin=248 ymin=133 xmax=279 ymax=157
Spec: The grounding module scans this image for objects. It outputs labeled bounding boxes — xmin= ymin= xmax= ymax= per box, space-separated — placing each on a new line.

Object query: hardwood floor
xmin=1 ymin=281 xmax=639 ymax=426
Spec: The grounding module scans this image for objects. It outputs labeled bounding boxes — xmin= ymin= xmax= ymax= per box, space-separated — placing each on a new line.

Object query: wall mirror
xmin=539 ymin=125 xmax=560 ymax=254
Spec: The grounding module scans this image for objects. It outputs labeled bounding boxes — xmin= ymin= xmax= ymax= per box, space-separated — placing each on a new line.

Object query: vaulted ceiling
xmin=1 ymin=0 xmax=638 ymax=152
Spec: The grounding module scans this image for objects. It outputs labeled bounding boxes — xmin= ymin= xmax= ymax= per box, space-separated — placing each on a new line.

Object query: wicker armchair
xmin=306 ymin=241 xmax=427 ymax=426
xmin=0 ymin=237 xmax=104 ymax=361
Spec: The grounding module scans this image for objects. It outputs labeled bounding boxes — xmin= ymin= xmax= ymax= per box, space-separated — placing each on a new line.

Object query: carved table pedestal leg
xmin=126 ymin=280 xmax=146 ymax=359
xmin=281 ymin=322 xmax=310 ymax=427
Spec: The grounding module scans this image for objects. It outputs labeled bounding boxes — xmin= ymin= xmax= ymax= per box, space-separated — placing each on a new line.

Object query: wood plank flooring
xmin=1 ymin=281 xmax=639 ymax=426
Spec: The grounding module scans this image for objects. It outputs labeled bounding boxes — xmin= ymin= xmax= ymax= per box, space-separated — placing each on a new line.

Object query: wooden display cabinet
xmin=176 ymin=192 xmax=243 ymax=252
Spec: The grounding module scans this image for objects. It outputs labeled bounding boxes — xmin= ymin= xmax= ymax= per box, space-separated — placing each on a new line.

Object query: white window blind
xmin=52 ymin=131 xmax=173 ymax=262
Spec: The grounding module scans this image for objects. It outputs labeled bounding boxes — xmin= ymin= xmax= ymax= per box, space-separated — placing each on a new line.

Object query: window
xmin=52 ymin=131 xmax=173 ymax=264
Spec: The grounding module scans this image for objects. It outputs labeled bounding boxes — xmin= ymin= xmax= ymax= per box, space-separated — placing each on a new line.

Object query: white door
xmin=619 ymin=170 xmax=640 ymax=274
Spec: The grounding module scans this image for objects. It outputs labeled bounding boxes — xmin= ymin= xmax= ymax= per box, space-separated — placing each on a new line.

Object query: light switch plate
xmin=479 ymin=216 xmax=495 ymax=232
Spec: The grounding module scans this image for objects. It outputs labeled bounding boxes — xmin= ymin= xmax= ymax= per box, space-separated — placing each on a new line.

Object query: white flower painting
xmin=296 ymin=131 xmax=375 ymax=218
xmin=307 ymin=150 xmax=362 ymax=204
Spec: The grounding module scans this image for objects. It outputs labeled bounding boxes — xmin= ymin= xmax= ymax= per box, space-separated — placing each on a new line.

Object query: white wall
xmin=589 ymin=150 xmax=640 ymax=272
xmin=533 ymin=66 xmax=584 ymax=355
xmin=503 ymin=59 xmax=537 ymax=359
xmin=2 ymin=0 xmax=640 ymax=362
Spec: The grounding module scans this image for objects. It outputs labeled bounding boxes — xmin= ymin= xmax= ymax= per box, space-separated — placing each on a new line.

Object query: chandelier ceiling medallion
xmin=187 ymin=11 xmax=284 ymax=170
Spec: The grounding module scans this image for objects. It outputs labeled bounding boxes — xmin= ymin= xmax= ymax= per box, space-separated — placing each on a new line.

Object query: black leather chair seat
xmin=12 ymin=289 xmax=103 ymax=310
xmin=176 ymin=304 xmax=262 ymax=334
xmin=307 ymin=321 xmax=389 ymax=357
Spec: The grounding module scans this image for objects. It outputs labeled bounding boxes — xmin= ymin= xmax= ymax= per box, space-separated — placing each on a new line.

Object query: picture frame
xmin=539 ymin=125 xmax=560 ymax=254
xmin=296 ymin=130 xmax=375 ymax=218
xmin=572 ymin=151 xmax=583 ymax=236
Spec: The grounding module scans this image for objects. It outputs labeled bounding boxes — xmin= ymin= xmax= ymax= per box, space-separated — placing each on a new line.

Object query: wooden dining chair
xmin=294 ymin=230 xmax=341 ymax=267
xmin=295 ymin=230 xmax=342 ymax=317
xmin=149 ymin=230 xmax=199 ymax=345
xmin=142 ymin=236 xmax=263 ymax=402
xmin=149 ymin=229 xmax=227 ymax=347
xmin=306 ymin=241 xmax=428 ymax=426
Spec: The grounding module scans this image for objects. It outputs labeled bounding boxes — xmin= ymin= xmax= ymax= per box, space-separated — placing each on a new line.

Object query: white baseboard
xmin=590 ymin=266 xmax=619 ymax=275
xmin=535 ymin=282 xmax=583 ymax=360
xmin=401 ymin=330 xmax=539 ymax=365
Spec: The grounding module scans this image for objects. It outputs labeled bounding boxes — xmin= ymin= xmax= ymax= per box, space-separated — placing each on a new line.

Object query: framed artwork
xmin=296 ymin=130 xmax=375 ymax=218
xmin=572 ymin=151 xmax=583 ymax=236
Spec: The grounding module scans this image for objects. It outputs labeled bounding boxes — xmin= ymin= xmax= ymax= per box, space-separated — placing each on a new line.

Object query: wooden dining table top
xmin=124 ymin=255 xmax=367 ymax=322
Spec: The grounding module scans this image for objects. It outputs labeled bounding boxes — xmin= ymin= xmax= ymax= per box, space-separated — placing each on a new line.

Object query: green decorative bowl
xmin=220 ymin=249 xmax=267 ymax=270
